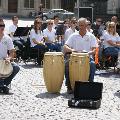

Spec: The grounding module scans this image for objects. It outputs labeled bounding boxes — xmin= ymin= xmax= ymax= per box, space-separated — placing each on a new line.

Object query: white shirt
xmin=104 ymin=32 xmax=120 ymax=48
xmin=9 ymin=24 xmax=17 ymax=33
xmin=53 ymin=23 xmax=57 ymax=29
xmin=43 ymin=28 xmax=56 ymax=43
xmin=64 ymin=28 xmax=78 ymax=42
xmin=30 ymin=29 xmax=44 ymax=47
xmin=87 ymin=29 xmax=93 ymax=33
xmin=9 ymin=24 xmax=20 ymax=41
xmin=100 ymin=30 xmax=107 ymax=40
xmin=65 ymin=32 xmax=97 ymax=52
xmin=0 ymin=34 xmax=14 ymax=59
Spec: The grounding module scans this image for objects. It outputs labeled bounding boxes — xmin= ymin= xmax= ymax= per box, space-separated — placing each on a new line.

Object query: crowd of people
xmin=0 ymin=14 xmax=120 ymax=94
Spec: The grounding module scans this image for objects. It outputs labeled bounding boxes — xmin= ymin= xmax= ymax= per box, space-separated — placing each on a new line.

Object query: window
xmin=41 ymin=0 xmax=50 ymax=9
xmin=0 ymin=0 xmax=1 ymax=7
xmin=24 ymin=0 xmax=34 ymax=8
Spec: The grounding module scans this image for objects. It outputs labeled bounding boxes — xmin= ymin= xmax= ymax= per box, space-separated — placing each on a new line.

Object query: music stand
xmin=13 ymin=27 xmax=31 ymax=37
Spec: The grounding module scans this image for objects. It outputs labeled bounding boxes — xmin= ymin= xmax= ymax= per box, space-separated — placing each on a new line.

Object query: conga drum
xmin=43 ymin=52 xmax=64 ymax=93
xmin=69 ymin=53 xmax=90 ymax=90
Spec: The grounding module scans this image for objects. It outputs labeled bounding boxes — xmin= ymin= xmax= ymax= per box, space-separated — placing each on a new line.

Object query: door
xmin=8 ymin=0 xmax=18 ymax=13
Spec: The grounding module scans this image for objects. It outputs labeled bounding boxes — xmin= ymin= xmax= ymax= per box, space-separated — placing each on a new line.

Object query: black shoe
xmin=2 ymin=86 xmax=9 ymax=94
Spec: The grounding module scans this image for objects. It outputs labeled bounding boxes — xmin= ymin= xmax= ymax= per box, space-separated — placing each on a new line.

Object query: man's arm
xmin=116 ymin=41 xmax=120 ymax=47
xmin=32 ymin=38 xmax=45 ymax=45
xmin=63 ymin=44 xmax=76 ymax=54
xmin=5 ymin=49 xmax=15 ymax=64
xmin=88 ymin=47 xmax=96 ymax=55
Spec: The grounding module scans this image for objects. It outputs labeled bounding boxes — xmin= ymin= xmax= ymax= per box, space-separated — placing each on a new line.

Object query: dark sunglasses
xmin=73 ymin=22 xmax=77 ymax=24
xmin=0 ymin=24 xmax=5 ymax=27
xmin=109 ymin=26 xmax=115 ymax=28
xmin=87 ymin=24 xmax=91 ymax=26
xmin=36 ymin=22 xmax=42 ymax=24
xmin=48 ymin=23 xmax=53 ymax=25
xmin=97 ymin=21 xmax=102 ymax=22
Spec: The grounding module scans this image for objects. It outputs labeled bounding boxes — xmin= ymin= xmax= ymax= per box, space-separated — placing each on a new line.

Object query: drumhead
xmin=0 ymin=60 xmax=13 ymax=78
xmin=71 ymin=52 xmax=89 ymax=56
xmin=45 ymin=52 xmax=64 ymax=56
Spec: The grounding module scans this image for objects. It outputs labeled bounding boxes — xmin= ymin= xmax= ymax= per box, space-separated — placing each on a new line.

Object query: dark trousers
xmin=13 ymin=39 xmax=25 ymax=50
xmin=45 ymin=43 xmax=61 ymax=52
xmin=33 ymin=44 xmax=48 ymax=65
xmin=104 ymin=47 xmax=119 ymax=57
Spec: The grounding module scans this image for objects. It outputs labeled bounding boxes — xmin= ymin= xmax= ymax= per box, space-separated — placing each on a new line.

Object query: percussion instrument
xmin=43 ymin=52 xmax=64 ymax=93
xmin=69 ymin=52 xmax=90 ymax=90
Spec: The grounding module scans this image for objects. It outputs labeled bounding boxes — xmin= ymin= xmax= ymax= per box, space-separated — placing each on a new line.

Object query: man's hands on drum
xmin=72 ymin=49 xmax=88 ymax=54
xmin=71 ymin=49 xmax=78 ymax=53
xmin=4 ymin=57 xmax=11 ymax=64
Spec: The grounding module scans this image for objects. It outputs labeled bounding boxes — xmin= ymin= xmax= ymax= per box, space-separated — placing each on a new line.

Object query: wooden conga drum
xmin=43 ymin=52 xmax=64 ymax=93
xmin=69 ymin=53 xmax=90 ymax=90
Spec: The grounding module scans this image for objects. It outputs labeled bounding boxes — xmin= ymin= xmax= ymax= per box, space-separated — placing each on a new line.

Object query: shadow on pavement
xmin=36 ymin=92 xmax=74 ymax=100
xmin=60 ymin=92 xmax=73 ymax=100
xmin=20 ymin=63 xmax=42 ymax=69
xmin=95 ymin=70 xmax=120 ymax=78
xmin=114 ymin=91 xmax=120 ymax=98
xmin=35 ymin=92 xmax=60 ymax=99
xmin=0 ymin=92 xmax=14 ymax=95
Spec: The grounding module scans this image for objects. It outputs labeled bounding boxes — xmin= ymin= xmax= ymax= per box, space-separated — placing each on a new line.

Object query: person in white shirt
xmin=30 ymin=18 xmax=45 ymax=48
xmin=53 ymin=16 xmax=59 ymax=29
xmin=9 ymin=16 xmax=18 ymax=36
xmin=0 ymin=18 xmax=20 ymax=94
xmin=86 ymin=20 xmax=93 ymax=33
xmin=64 ymin=18 xmax=78 ymax=42
xmin=104 ymin=22 xmax=120 ymax=49
xmin=43 ymin=20 xmax=61 ymax=52
xmin=30 ymin=18 xmax=47 ymax=65
xmin=64 ymin=18 xmax=97 ymax=93
xmin=9 ymin=16 xmax=25 ymax=51
xmin=103 ymin=22 xmax=120 ymax=67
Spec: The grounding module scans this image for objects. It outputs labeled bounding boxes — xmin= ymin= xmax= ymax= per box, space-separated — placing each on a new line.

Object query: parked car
xmin=42 ymin=9 xmax=75 ymax=20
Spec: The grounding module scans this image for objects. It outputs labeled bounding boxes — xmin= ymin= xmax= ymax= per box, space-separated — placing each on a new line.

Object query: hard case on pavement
xmin=68 ymin=81 xmax=103 ymax=109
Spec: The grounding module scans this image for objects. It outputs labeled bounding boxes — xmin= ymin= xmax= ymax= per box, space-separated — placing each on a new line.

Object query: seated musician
xmin=103 ymin=22 xmax=120 ymax=67
xmin=63 ymin=18 xmax=97 ymax=94
xmin=30 ymin=18 xmax=48 ymax=65
xmin=64 ymin=18 xmax=78 ymax=42
xmin=43 ymin=20 xmax=61 ymax=52
xmin=9 ymin=16 xmax=25 ymax=51
xmin=111 ymin=16 xmax=120 ymax=36
xmin=0 ymin=18 xmax=20 ymax=94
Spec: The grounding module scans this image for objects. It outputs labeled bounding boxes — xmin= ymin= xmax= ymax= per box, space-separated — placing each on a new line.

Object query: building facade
xmin=0 ymin=0 xmax=61 ymax=17
xmin=75 ymin=0 xmax=120 ymax=20
xmin=0 ymin=0 xmax=120 ymax=18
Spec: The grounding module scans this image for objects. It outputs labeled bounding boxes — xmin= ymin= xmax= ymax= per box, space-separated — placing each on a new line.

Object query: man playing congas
xmin=63 ymin=18 xmax=97 ymax=94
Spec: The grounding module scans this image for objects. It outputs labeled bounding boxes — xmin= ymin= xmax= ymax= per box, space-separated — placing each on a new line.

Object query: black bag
xmin=68 ymin=81 xmax=103 ymax=109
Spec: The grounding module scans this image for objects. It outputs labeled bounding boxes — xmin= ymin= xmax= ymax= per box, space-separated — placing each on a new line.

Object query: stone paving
xmin=0 ymin=62 xmax=120 ymax=120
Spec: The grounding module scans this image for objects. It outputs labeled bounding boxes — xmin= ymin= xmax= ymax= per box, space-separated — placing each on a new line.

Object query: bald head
xmin=78 ymin=18 xmax=87 ymax=25
xmin=111 ymin=16 xmax=117 ymax=23
xmin=78 ymin=18 xmax=87 ymax=32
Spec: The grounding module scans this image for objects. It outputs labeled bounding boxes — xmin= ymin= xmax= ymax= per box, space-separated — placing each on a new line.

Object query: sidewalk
xmin=0 ymin=63 xmax=120 ymax=120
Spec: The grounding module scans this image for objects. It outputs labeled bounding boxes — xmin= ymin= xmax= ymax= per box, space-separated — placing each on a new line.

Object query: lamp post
xmin=112 ymin=0 xmax=115 ymax=14
xmin=78 ymin=0 xmax=79 ymax=18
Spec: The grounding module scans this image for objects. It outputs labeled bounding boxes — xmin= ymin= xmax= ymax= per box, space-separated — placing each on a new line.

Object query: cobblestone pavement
xmin=0 ymin=62 xmax=120 ymax=120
